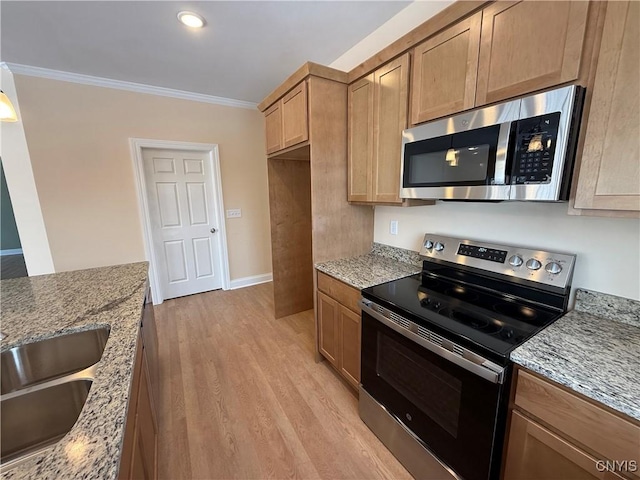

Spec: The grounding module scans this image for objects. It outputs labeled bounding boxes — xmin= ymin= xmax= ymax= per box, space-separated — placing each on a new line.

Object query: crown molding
xmin=1 ymin=62 xmax=258 ymax=110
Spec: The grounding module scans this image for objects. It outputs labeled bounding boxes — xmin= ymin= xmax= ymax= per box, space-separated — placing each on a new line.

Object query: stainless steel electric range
xmin=359 ymin=234 xmax=576 ymax=480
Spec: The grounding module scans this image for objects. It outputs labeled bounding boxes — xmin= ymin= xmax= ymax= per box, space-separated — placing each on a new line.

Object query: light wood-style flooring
xmin=154 ymin=282 xmax=412 ymax=480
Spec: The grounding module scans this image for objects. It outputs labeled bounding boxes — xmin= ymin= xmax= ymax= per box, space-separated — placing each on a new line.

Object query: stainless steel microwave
xmin=400 ymin=85 xmax=585 ymax=201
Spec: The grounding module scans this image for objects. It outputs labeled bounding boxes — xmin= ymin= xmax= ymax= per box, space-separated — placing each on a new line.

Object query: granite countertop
xmin=0 ymin=262 xmax=148 ymax=479
xmin=511 ymin=289 xmax=640 ymax=422
xmin=315 ymin=243 xmax=422 ymax=290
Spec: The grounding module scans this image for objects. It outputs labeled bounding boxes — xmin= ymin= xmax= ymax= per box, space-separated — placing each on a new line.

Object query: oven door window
xmin=403 ymin=125 xmax=500 ymax=187
xmin=361 ymin=312 xmax=503 ymax=480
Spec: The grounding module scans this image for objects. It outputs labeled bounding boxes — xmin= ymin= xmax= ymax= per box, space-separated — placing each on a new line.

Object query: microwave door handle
xmin=493 ymin=121 xmax=514 ymax=185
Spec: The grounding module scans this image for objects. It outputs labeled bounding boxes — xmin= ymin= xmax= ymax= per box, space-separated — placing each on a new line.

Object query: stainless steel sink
xmin=1 ymin=327 xmax=109 ymax=395
xmin=1 ymin=379 xmax=93 ymax=464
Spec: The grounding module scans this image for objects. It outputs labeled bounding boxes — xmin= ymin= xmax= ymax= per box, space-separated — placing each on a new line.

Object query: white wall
xmin=0 ymin=66 xmax=55 ymax=275
xmin=331 ymin=0 xmax=640 ymax=301
xmin=375 ymin=203 xmax=640 ymax=300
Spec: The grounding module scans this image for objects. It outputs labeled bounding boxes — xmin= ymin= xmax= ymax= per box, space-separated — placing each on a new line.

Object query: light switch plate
xmin=226 ymin=209 xmax=242 ymax=218
xmin=390 ymin=220 xmax=398 ymax=235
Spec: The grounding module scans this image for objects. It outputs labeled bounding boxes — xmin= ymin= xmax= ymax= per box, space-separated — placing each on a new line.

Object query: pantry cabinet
xmin=573 ymin=0 xmax=640 ymax=213
xmin=316 ymin=271 xmax=361 ymax=390
xmin=410 ymin=12 xmax=481 ymax=124
xmin=504 ymin=368 xmax=640 ymax=480
xmin=476 ymin=1 xmax=590 ymax=106
xmin=348 ymin=54 xmax=412 ymax=204
xmin=263 ymin=81 xmax=308 ymax=155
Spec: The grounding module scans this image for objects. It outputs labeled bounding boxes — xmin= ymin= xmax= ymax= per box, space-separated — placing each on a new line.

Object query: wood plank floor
xmin=154 ymin=282 xmax=412 ymax=480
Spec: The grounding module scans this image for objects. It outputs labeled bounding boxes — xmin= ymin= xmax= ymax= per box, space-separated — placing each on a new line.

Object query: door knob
xmin=210 ymin=227 xmax=217 ymax=233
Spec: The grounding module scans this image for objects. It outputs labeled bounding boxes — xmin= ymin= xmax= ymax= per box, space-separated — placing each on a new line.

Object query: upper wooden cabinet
xmin=573 ymin=0 xmax=640 ymax=213
xmin=348 ymin=54 xmax=410 ymax=204
xmin=263 ymin=81 xmax=308 ymax=155
xmin=476 ymin=1 xmax=590 ymax=106
xmin=410 ymin=11 xmax=481 ymax=124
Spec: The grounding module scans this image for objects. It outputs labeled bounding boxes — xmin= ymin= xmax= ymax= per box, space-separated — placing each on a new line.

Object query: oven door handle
xmin=360 ymin=299 xmax=506 ymax=384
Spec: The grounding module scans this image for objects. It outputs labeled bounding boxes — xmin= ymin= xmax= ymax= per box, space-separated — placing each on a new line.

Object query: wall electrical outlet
xmin=390 ymin=220 xmax=398 ymax=235
xmin=226 ymin=208 xmax=242 ymax=218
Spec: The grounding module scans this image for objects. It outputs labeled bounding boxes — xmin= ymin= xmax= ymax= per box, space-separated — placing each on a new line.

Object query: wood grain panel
xmin=504 ymin=411 xmax=626 ymax=480
xmin=410 ymin=12 xmax=481 ymax=124
xmin=574 ymin=0 xmax=640 ymax=212
xmin=282 ymin=82 xmax=309 ymax=149
xmin=476 ymin=1 xmax=589 ymax=105
xmin=515 ymin=370 xmax=640 ymax=469
xmin=267 ymin=158 xmax=314 ymax=318
xmin=348 ymin=74 xmax=374 ymax=202
xmin=372 ymin=53 xmax=409 ymax=204
xmin=264 ymin=101 xmax=283 ymax=154
xmin=339 ymin=305 xmax=361 ymax=389
xmin=316 ymin=271 xmax=361 ymax=314
xmin=307 ymin=76 xmax=374 ymax=263
xmin=317 ymin=291 xmax=340 ymax=368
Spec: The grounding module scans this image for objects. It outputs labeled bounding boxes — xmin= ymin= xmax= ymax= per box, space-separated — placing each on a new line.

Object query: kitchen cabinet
xmin=263 ymin=81 xmax=308 ymax=155
xmin=410 ymin=12 xmax=481 ymax=124
xmin=572 ymin=0 xmax=640 ymax=214
xmin=476 ymin=1 xmax=590 ymax=106
xmin=504 ymin=368 xmax=640 ymax=480
xmin=258 ymin=63 xmax=373 ymax=319
xmin=348 ymin=54 xmax=424 ymax=205
xmin=118 ymin=331 xmax=158 ymax=480
xmin=316 ymin=271 xmax=361 ymax=390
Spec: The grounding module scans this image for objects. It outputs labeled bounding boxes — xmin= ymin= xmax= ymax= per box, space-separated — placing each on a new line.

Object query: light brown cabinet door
xmin=372 ymin=53 xmax=409 ymax=204
xmin=476 ymin=1 xmax=589 ymax=106
xmin=348 ymin=74 xmax=374 ymax=202
xmin=282 ymin=82 xmax=309 ymax=149
xmin=339 ymin=306 xmax=361 ymax=389
xmin=574 ymin=1 xmax=640 ymax=212
xmin=136 ymin=354 xmax=158 ymax=480
xmin=264 ymin=102 xmax=283 ymax=154
xmin=504 ymin=411 xmax=626 ymax=480
xmin=411 ymin=12 xmax=481 ymax=124
xmin=317 ymin=291 xmax=340 ymax=368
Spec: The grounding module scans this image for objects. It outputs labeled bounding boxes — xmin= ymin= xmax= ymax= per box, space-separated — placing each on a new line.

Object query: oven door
xmin=360 ymin=305 xmax=507 ymax=480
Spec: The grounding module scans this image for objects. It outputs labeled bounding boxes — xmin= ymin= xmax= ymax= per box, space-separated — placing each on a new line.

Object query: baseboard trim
xmin=229 ymin=273 xmax=273 ymax=290
xmin=0 ymin=248 xmax=23 ymax=257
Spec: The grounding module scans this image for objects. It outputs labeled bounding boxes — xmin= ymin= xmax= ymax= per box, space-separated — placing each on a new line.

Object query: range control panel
xmin=420 ymin=233 xmax=576 ymax=289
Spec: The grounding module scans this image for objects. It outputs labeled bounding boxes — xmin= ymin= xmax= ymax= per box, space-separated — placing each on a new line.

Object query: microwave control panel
xmin=512 ymin=112 xmax=561 ymax=184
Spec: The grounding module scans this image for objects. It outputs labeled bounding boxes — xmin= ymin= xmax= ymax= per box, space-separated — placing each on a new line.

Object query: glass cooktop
xmin=362 ymin=274 xmax=562 ymax=361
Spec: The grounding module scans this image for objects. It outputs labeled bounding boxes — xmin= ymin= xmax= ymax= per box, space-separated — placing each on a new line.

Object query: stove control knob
xmin=508 ymin=255 xmax=524 ymax=267
xmin=526 ymin=258 xmax=542 ymax=271
xmin=545 ymin=262 xmax=562 ymax=275
xmin=432 ymin=301 xmax=441 ymax=309
xmin=424 ymin=239 xmax=434 ymax=250
xmin=434 ymin=242 xmax=445 ymax=252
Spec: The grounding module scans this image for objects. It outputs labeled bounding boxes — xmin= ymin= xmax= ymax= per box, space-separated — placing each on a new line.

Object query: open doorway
xmin=0 ymin=160 xmax=27 ymax=279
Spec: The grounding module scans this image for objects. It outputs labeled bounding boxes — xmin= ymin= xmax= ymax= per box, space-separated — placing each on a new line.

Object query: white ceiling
xmin=1 ymin=1 xmax=413 ymax=103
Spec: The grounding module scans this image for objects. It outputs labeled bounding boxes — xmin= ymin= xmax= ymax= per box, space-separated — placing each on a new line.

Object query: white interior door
xmin=142 ymin=148 xmax=223 ymax=300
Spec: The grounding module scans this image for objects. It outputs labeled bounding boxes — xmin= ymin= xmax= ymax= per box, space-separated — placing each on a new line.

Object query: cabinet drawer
xmin=317 ymin=272 xmax=361 ymax=314
xmin=515 ymin=369 xmax=640 ymax=470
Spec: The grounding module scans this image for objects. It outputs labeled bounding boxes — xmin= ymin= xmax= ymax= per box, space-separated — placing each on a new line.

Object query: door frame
xmin=130 ymin=138 xmax=231 ymax=304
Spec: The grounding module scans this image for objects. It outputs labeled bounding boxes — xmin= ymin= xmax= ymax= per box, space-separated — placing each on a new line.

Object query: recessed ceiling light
xmin=177 ymin=11 xmax=206 ymax=28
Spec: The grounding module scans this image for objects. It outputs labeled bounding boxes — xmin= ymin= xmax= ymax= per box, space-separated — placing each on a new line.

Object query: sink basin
xmin=1 ymin=327 xmax=109 ymax=395
xmin=1 ymin=379 xmax=92 ymax=464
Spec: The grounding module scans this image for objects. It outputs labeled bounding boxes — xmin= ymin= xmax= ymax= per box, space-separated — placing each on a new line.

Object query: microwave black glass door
xmin=403 ymin=125 xmax=501 ymax=187
xmin=361 ymin=312 xmax=503 ymax=480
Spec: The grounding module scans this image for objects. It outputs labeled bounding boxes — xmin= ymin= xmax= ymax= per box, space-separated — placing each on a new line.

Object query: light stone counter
xmin=0 ymin=262 xmax=148 ymax=479
xmin=315 ymin=243 xmax=422 ymax=290
xmin=511 ymin=289 xmax=640 ymax=421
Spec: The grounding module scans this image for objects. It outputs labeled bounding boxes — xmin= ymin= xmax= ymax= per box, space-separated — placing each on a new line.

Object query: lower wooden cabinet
xmin=119 ymin=331 xmax=158 ymax=480
xmin=316 ymin=271 xmax=361 ymax=390
xmin=504 ymin=368 xmax=639 ymax=480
